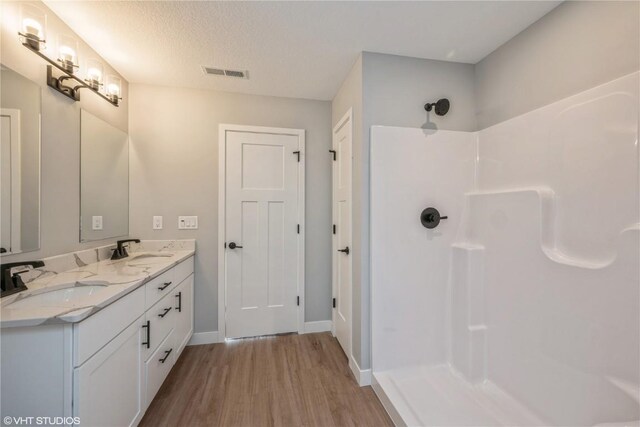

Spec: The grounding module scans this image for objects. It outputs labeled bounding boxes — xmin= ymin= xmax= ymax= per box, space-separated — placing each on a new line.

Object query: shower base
xmin=372 ymin=365 xmax=544 ymax=426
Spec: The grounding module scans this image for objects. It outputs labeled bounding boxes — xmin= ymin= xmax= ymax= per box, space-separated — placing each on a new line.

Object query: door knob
xmin=338 ymin=246 xmax=350 ymax=255
xmin=228 ymin=242 xmax=243 ymax=249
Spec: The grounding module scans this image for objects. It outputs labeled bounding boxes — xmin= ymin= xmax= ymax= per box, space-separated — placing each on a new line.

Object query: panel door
xmin=332 ymin=112 xmax=352 ymax=356
xmin=224 ymin=129 xmax=301 ymax=338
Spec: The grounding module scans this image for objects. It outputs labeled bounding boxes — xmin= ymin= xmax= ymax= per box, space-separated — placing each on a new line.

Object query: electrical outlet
xmin=178 ymin=216 xmax=198 ymax=230
xmin=153 ymin=216 xmax=163 ymax=230
xmin=92 ymin=216 xmax=103 ymax=230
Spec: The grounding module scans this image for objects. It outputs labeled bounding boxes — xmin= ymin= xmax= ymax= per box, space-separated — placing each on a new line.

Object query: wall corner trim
xmin=187 ymin=331 xmax=220 ymax=346
xmin=303 ymin=320 xmax=333 ymax=334
xmin=349 ymin=354 xmax=372 ymax=386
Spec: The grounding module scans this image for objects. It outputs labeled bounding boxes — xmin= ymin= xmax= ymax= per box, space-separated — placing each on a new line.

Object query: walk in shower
xmin=370 ymin=72 xmax=640 ymax=426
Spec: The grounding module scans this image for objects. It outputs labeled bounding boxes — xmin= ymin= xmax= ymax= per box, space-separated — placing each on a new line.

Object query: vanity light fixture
xmin=106 ymin=75 xmax=122 ymax=106
xmin=18 ymin=31 xmax=121 ymax=107
xmin=19 ymin=4 xmax=47 ymax=51
xmin=57 ymin=34 xmax=79 ymax=73
xmin=85 ymin=58 xmax=103 ymax=90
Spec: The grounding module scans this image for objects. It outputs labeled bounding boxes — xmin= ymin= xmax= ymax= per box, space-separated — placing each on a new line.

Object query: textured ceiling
xmin=44 ymin=1 xmax=560 ymax=101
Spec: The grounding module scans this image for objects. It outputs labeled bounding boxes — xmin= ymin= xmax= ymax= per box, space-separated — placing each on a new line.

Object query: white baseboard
xmin=304 ymin=320 xmax=332 ymax=333
xmin=187 ymin=331 xmax=220 ymax=346
xmin=349 ymin=354 xmax=372 ymax=386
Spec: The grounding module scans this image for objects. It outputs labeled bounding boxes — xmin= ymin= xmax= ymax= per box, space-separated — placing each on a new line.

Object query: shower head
xmin=424 ymin=98 xmax=450 ymax=116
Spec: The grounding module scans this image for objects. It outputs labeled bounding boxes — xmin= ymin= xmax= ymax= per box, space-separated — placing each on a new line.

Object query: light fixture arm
xmin=20 ymin=41 xmax=120 ymax=107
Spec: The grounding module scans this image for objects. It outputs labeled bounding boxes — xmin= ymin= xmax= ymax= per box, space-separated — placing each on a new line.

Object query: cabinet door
xmin=74 ymin=318 xmax=144 ymax=427
xmin=174 ymin=274 xmax=194 ymax=357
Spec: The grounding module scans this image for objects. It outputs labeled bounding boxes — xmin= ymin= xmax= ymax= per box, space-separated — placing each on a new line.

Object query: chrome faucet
xmin=1 ymin=261 xmax=45 ymax=297
xmin=111 ymin=239 xmax=141 ymax=260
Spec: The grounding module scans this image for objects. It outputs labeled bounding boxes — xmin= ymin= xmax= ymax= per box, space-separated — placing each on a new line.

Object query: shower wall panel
xmin=370 ymin=127 xmax=477 ymax=372
xmin=370 ymin=71 xmax=639 ymax=426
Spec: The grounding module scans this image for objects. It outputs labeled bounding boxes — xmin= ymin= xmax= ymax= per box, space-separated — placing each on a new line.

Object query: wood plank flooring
xmin=140 ymin=332 xmax=393 ymax=427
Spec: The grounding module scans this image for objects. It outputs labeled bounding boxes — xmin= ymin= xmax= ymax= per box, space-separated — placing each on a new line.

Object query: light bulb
xmin=58 ymin=45 xmax=77 ymax=72
xmin=22 ymin=18 xmax=42 ymax=38
xmin=107 ymin=83 xmax=120 ymax=97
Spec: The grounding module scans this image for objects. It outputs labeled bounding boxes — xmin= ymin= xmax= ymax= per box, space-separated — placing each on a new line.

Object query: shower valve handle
xmin=420 ymin=207 xmax=447 ymax=229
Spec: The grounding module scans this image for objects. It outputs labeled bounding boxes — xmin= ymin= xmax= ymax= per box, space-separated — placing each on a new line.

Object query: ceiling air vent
xmin=202 ymin=66 xmax=248 ymax=79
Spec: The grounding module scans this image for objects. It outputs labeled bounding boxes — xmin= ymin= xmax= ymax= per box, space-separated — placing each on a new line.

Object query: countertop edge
xmin=0 ymin=251 xmax=195 ymax=329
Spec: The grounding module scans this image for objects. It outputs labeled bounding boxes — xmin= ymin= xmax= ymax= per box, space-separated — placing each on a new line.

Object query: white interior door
xmin=1 ymin=109 xmax=21 ymax=254
xmin=221 ymin=126 xmax=304 ymax=339
xmin=332 ymin=110 xmax=352 ymax=356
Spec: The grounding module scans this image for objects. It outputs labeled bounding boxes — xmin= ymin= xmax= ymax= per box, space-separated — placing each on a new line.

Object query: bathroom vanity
xmin=0 ymin=241 xmax=195 ymax=426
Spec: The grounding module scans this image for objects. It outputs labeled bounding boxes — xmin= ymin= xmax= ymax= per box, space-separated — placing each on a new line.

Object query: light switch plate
xmin=153 ymin=216 xmax=163 ymax=230
xmin=178 ymin=216 xmax=198 ymax=230
xmin=92 ymin=216 xmax=103 ymax=230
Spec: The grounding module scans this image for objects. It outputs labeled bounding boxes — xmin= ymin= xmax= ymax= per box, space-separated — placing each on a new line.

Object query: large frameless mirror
xmin=0 ymin=65 xmax=41 ymax=255
xmin=80 ymin=109 xmax=128 ymax=242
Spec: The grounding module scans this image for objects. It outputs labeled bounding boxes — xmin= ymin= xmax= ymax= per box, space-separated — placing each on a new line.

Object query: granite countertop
xmin=0 ymin=240 xmax=195 ymax=328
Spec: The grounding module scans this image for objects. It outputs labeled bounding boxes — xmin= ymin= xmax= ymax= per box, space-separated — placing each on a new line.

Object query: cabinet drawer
xmin=144 ymin=329 xmax=175 ymax=410
xmin=145 ymin=268 xmax=176 ymax=310
xmin=74 ymin=286 xmax=145 ymax=367
xmin=174 ymin=256 xmax=194 ymax=286
xmin=143 ymin=292 xmax=176 ymax=359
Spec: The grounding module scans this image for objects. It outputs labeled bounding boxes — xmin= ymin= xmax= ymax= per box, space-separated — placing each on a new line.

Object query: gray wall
xmin=475 ymin=0 xmax=640 ymax=129
xmin=0 ymin=0 xmax=129 ymax=263
xmin=128 ymin=84 xmax=332 ymax=334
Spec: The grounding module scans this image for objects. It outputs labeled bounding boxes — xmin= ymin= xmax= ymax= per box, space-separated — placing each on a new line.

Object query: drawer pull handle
xmin=159 ymin=348 xmax=173 ymax=363
xmin=176 ymin=291 xmax=182 ymax=312
xmin=158 ymin=281 xmax=172 ymax=291
xmin=158 ymin=307 xmax=172 ymax=318
xmin=142 ymin=320 xmax=150 ymax=349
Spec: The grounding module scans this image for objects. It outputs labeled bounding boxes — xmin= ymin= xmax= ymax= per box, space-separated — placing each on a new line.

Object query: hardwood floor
xmin=140 ymin=332 xmax=393 ymax=427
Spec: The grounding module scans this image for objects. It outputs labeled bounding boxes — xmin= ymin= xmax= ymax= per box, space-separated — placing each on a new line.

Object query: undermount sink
xmin=6 ymin=285 xmax=107 ymax=310
xmin=127 ymin=252 xmax=174 ymax=265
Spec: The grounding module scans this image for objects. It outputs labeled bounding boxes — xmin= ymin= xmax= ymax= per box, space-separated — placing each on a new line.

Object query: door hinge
xmin=293 ymin=151 xmax=300 ymax=162
xmin=297 ymin=296 xmax=300 ymax=306
xmin=297 ymin=224 xmax=300 ymax=234
xmin=332 ymin=297 xmax=336 ymax=308
xmin=329 ymin=150 xmax=337 ymax=161
xmin=332 ymin=224 xmax=336 ymax=235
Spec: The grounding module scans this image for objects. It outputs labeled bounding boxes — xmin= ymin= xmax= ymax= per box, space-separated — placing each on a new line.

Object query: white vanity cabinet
xmin=0 ymin=255 xmax=195 ymax=426
xmin=73 ymin=255 xmax=194 ymax=426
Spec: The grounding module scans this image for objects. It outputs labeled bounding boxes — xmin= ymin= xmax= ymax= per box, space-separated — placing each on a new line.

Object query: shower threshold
xmin=372 ymin=364 xmax=544 ymax=427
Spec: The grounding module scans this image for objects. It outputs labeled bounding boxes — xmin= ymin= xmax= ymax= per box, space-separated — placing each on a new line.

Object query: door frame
xmin=331 ymin=108 xmax=353 ymax=357
xmin=218 ymin=124 xmax=306 ymax=340
xmin=1 ymin=108 xmax=22 ymax=254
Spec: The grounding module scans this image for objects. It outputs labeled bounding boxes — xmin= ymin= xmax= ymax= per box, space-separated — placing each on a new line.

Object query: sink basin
xmin=127 ymin=252 xmax=174 ymax=266
xmin=6 ymin=285 xmax=107 ymax=310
